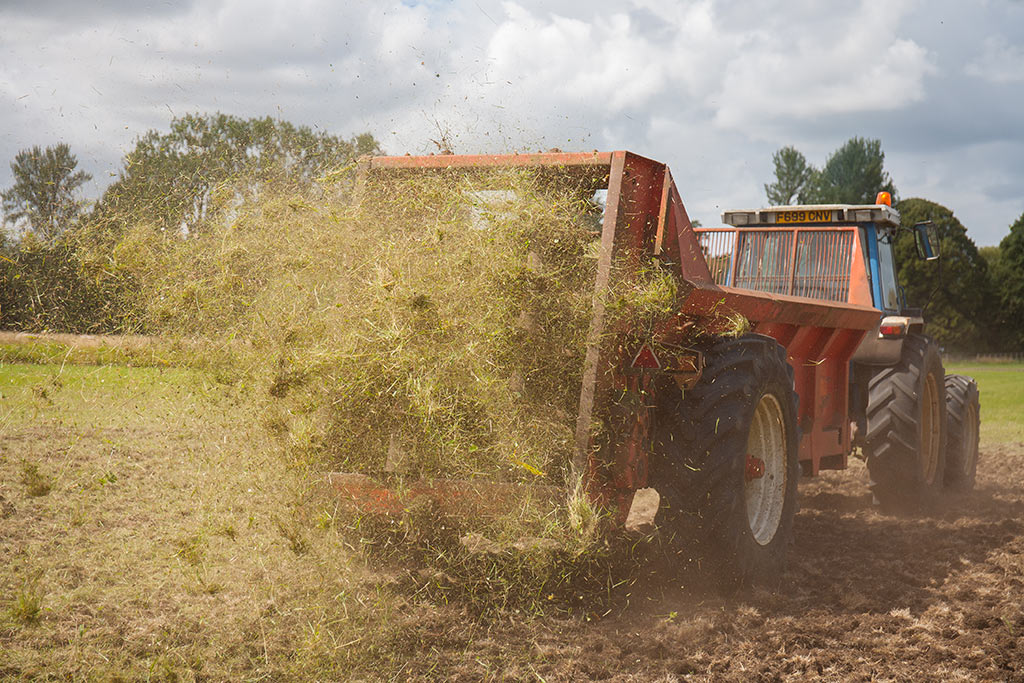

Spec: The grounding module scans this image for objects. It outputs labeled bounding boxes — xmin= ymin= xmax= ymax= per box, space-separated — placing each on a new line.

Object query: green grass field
xmin=0 ymin=361 xmax=416 ymax=680
xmin=946 ymin=361 xmax=1024 ymax=445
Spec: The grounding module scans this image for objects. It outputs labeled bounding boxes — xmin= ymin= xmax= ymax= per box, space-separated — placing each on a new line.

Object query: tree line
xmin=2 ymin=128 xmax=1022 ymax=352
xmin=0 ymin=113 xmax=380 ymax=333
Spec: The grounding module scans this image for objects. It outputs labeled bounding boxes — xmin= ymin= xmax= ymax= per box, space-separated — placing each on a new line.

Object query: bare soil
xmin=407 ymin=446 xmax=1024 ymax=681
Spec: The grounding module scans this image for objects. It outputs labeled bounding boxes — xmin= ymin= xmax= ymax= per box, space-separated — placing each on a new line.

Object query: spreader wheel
xmin=745 ymin=393 xmax=790 ymax=546
xmin=650 ymin=334 xmax=799 ymax=591
xmin=943 ymin=374 xmax=980 ymax=491
xmin=864 ymin=334 xmax=947 ymax=507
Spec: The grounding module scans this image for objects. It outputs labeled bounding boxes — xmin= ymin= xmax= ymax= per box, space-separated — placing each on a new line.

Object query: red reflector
xmin=879 ymin=324 xmax=905 ymax=338
xmin=631 ymin=344 xmax=661 ymax=370
xmin=745 ymin=454 xmax=765 ymax=481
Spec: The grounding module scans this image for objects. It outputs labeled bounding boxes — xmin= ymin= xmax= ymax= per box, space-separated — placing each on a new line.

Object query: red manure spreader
xmin=338 ymin=150 xmax=981 ymax=588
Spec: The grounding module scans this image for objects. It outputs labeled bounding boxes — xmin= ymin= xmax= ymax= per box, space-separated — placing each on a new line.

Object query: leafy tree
xmin=978 ymin=245 xmax=1001 ymax=272
xmin=764 ymin=146 xmax=812 ymax=205
xmin=800 ymin=137 xmax=896 ymax=205
xmin=766 ymin=137 xmax=896 ymax=206
xmin=96 ymin=113 xmax=381 ymax=233
xmin=0 ymin=232 xmax=128 ymax=333
xmin=993 ymin=212 xmax=1024 ymax=349
xmin=1 ymin=143 xmax=92 ymax=241
xmin=894 ymin=198 xmax=996 ymax=351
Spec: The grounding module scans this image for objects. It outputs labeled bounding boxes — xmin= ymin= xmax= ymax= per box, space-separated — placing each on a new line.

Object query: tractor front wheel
xmin=865 ymin=334 xmax=947 ymax=507
xmin=650 ymin=334 xmax=799 ymax=591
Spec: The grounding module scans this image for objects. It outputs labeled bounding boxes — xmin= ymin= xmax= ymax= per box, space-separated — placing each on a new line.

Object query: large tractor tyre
xmin=943 ymin=374 xmax=981 ymax=491
xmin=864 ymin=334 xmax=947 ymax=507
xmin=650 ymin=334 xmax=799 ymax=591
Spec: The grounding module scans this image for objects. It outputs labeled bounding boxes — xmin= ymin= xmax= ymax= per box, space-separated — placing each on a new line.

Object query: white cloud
xmin=713 ymin=0 xmax=935 ymax=133
xmin=485 ymin=5 xmax=666 ymax=113
xmin=965 ymin=36 xmax=1024 ymax=83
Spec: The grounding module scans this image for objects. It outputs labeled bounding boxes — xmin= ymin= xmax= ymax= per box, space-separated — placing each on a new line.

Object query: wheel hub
xmin=920 ymin=372 xmax=941 ymax=484
xmin=745 ymin=454 xmax=765 ymax=481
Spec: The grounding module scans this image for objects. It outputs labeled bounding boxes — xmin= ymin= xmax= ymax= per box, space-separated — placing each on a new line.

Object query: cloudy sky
xmin=1 ymin=0 xmax=1022 ymax=245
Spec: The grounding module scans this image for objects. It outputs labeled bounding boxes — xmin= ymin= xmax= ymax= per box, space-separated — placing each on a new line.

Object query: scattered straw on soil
xmin=51 ymin=166 xmax=680 ymax=620
xmin=3 ymin=362 xmax=1024 ymax=680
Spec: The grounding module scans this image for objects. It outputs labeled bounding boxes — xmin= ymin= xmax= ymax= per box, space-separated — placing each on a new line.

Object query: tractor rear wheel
xmin=943 ymin=374 xmax=980 ymax=491
xmin=864 ymin=334 xmax=947 ymax=507
xmin=650 ymin=334 xmax=799 ymax=591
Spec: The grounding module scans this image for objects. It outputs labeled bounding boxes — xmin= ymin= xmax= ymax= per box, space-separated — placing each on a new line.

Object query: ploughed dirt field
xmin=1 ymin=360 xmax=1022 ymax=680
xmin=529 ymin=445 xmax=1024 ymax=681
xmin=391 ymin=444 xmax=1024 ymax=681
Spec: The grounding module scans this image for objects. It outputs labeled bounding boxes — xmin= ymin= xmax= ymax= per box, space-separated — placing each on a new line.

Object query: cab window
xmin=734 ymin=231 xmax=792 ymax=294
xmin=876 ymin=229 xmax=901 ymax=311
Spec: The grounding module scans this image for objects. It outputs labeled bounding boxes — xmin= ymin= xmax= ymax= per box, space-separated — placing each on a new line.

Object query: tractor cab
xmin=704 ymin=195 xmax=936 ymax=316
xmin=699 ymin=195 xmax=939 ymax=364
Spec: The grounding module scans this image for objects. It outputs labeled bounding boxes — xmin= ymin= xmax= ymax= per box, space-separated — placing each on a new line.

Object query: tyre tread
xmin=650 ymin=334 xmax=799 ymax=589
xmin=864 ymin=334 xmax=947 ymax=506
xmin=944 ymin=374 xmax=980 ymax=491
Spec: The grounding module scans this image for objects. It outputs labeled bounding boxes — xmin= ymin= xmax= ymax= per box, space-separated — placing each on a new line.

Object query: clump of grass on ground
xmin=8 ymin=570 xmax=45 ymax=624
xmin=20 ymin=462 xmax=52 ymax=498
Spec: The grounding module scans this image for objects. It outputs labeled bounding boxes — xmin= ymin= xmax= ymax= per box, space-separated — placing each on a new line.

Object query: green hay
xmin=63 ymin=161 xmax=690 ymax=614
xmin=91 ymin=168 xmax=608 ymax=487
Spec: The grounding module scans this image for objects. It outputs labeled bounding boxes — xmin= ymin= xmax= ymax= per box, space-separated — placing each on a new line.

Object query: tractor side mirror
xmin=913 ymin=221 xmax=940 ymax=260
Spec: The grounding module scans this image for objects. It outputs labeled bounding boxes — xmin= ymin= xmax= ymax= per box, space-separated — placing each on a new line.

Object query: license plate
xmin=776 ymin=209 xmax=833 ymax=224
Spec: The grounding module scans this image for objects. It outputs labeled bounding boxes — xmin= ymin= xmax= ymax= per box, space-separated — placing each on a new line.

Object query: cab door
xmin=865 ymin=225 xmax=902 ymax=313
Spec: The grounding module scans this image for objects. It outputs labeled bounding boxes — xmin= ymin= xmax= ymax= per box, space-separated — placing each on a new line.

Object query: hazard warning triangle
xmin=631 ymin=344 xmax=660 ymax=370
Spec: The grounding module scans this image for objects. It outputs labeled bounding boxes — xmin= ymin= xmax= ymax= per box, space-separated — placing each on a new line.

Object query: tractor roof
xmin=722 ymin=204 xmax=900 ymax=229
